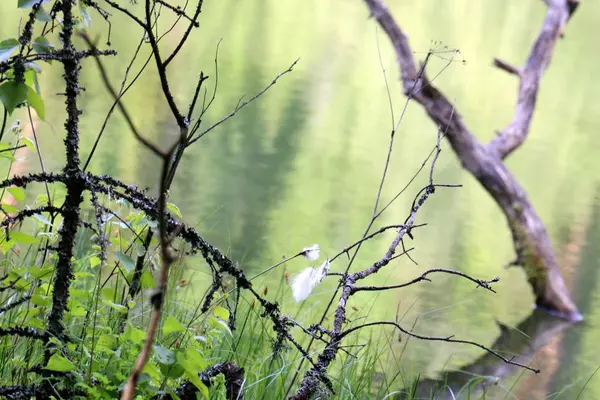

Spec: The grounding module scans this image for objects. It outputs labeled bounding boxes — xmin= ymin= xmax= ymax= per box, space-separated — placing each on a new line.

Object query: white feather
xmin=302 ymin=244 xmax=321 ymax=261
xmin=291 ymin=260 xmax=330 ymax=302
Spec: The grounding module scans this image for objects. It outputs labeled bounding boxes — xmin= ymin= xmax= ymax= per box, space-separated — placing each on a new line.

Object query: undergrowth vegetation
xmin=0 ymin=0 xmax=565 ymax=399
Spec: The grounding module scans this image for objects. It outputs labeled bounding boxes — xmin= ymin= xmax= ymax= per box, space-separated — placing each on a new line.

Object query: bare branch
xmin=83 ymin=33 xmax=151 ymax=171
xmin=339 ymin=321 xmax=540 ymax=373
xmin=352 ymin=268 xmax=499 ymax=294
xmin=488 ymin=0 xmax=571 ymax=158
xmin=330 ymin=223 xmax=426 ymax=263
xmin=156 ymin=0 xmax=200 ymax=28
xmin=162 ymin=0 xmax=203 ymax=68
xmin=187 ymin=58 xmax=300 ymax=145
xmin=144 ymin=0 xmax=187 ymax=128
xmin=80 ymin=33 xmax=166 ymax=158
xmin=102 ymin=0 xmax=146 ymax=28
xmin=361 ymin=0 xmax=580 ymax=319
xmin=493 ymin=58 xmax=521 ymax=76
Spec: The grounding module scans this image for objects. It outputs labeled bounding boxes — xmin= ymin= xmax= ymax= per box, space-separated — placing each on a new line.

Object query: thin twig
xmin=187 ymin=58 xmax=299 ymax=145
xmin=27 ymin=106 xmax=52 ymax=207
xmin=352 ymin=268 xmax=499 ymax=293
xmin=80 ymin=33 xmax=165 ymax=158
xmin=339 ymin=321 xmax=539 ymax=373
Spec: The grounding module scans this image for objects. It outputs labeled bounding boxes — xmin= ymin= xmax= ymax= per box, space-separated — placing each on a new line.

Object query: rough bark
xmin=363 ymin=0 xmax=581 ymax=320
xmin=47 ymin=0 xmax=85 ymax=340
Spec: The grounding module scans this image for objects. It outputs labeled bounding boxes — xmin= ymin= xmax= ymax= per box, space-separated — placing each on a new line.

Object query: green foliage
xmin=18 ymin=0 xmax=50 ymax=8
xmin=0 ymin=175 xmax=230 ymax=398
xmin=0 ymin=81 xmax=28 ymax=115
xmin=0 ymin=38 xmax=19 ymax=62
xmin=0 ymin=1 xmax=538 ymax=399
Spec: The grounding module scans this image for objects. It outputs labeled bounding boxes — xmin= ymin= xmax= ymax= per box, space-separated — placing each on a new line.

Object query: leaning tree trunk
xmin=363 ymin=0 xmax=581 ymax=321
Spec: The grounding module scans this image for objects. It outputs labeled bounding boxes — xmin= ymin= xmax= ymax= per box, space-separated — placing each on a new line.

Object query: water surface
xmin=1 ymin=1 xmax=599 ymax=398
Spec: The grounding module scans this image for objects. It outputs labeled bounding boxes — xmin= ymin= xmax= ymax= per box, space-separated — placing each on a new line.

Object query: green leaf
xmin=33 ymin=213 xmax=53 ymax=226
xmin=35 ymin=6 xmax=51 ymax=22
xmin=24 ymin=70 xmax=36 ymax=89
xmin=142 ymin=362 xmax=162 ymax=383
xmin=160 ymin=360 xmax=185 ymax=379
xmin=29 ymin=264 xmax=53 ymax=279
xmin=101 ymin=286 xmax=117 ymax=301
xmin=153 ymin=345 xmax=175 ymax=365
xmin=141 ymin=269 xmax=155 ymax=289
xmin=32 ymin=36 xmax=54 ymax=54
xmin=25 ymin=63 xmax=43 ymax=93
xmin=7 ymin=187 xmax=25 ymax=202
xmin=0 ymin=240 xmax=15 ymax=254
xmin=26 ymin=85 xmax=45 ymax=120
xmin=163 ymin=315 xmax=186 ymax=335
xmin=213 ymin=306 xmax=230 ymax=322
xmin=18 ymin=0 xmax=50 ymax=8
xmin=68 ymin=298 xmax=87 ymax=316
xmin=186 ymin=371 xmax=209 ymax=399
xmin=0 ymin=38 xmax=19 ymax=63
xmin=31 ymin=294 xmax=50 ymax=307
xmin=26 ymin=317 xmax=45 ymax=329
xmin=19 ymin=137 xmax=36 ymax=154
xmin=184 ymin=346 xmax=207 ymax=370
xmin=0 ymin=143 xmax=16 ymax=161
xmin=73 ymin=271 xmax=94 ymax=278
xmin=89 ymin=255 xmax=101 ymax=268
xmin=104 ymin=300 xmax=127 ymax=313
xmin=176 ymin=351 xmax=209 ymax=399
xmin=116 ymin=251 xmax=135 ymax=273
xmin=35 ymin=194 xmax=48 ymax=205
xmin=125 ymin=324 xmax=147 ymax=344
xmin=25 ymin=66 xmax=42 ymax=95
xmin=80 ymin=2 xmax=92 ymax=28
xmin=209 ymin=317 xmax=232 ymax=336
xmin=44 ymin=354 xmax=75 ymax=372
xmin=167 ymin=203 xmax=182 ymax=218
xmin=11 ymin=231 xmax=38 ymax=244
xmin=0 ymin=81 xmax=28 ymax=114
xmin=97 ymin=334 xmax=114 ymax=349
xmin=70 ymin=288 xmax=91 ymax=301
xmin=2 ymin=204 xmax=18 ymax=213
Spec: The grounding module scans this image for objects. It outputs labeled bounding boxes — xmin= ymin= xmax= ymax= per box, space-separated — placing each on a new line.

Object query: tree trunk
xmin=363 ymin=0 xmax=581 ymax=321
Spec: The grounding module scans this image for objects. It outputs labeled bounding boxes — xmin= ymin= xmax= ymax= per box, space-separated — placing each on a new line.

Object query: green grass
xmin=0 ymin=202 xmax=528 ymax=399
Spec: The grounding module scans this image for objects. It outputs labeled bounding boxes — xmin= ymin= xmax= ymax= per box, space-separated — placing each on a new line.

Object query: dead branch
xmin=362 ymin=0 xmax=581 ymax=320
xmin=339 ymin=321 xmax=539 ymax=373
xmin=488 ymin=0 xmax=571 ymax=158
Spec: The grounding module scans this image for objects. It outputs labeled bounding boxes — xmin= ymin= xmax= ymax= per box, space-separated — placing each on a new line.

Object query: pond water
xmin=1 ymin=0 xmax=600 ymax=398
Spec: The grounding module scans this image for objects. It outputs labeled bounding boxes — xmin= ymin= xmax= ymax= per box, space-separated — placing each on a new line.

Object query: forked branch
xmin=362 ymin=0 xmax=581 ymax=320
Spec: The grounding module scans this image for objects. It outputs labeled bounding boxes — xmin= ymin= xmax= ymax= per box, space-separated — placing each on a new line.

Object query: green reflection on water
xmin=1 ymin=0 xmax=600 ymax=397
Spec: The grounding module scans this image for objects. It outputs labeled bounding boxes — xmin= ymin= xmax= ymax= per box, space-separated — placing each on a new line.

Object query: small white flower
xmin=291 ymin=260 xmax=330 ymax=302
xmin=302 ymin=244 xmax=320 ymax=261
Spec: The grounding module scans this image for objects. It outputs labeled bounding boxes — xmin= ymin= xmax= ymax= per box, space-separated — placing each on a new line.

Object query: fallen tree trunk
xmin=362 ymin=0 xmax=581 ymax=321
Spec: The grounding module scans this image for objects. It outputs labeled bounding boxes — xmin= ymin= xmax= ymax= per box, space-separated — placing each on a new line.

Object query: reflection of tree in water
xmin=396 ymin=188 xmax=600 ymax=399
xmin=545 ymin=187 xmax=600 ymax=399
xmin=398 ymin=309 xmax=573 ymax=399
xmin=215 ymin=4 xmax=307 ymax=269
xmin=222 ymin=87 xmax=307 ymax=268
xmin=164 ymin=1 xmax=308 ymax=273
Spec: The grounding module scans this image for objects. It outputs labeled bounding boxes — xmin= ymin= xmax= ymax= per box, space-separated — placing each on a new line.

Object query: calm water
xmin=1 ymin=1 xmax=600 ymax=398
